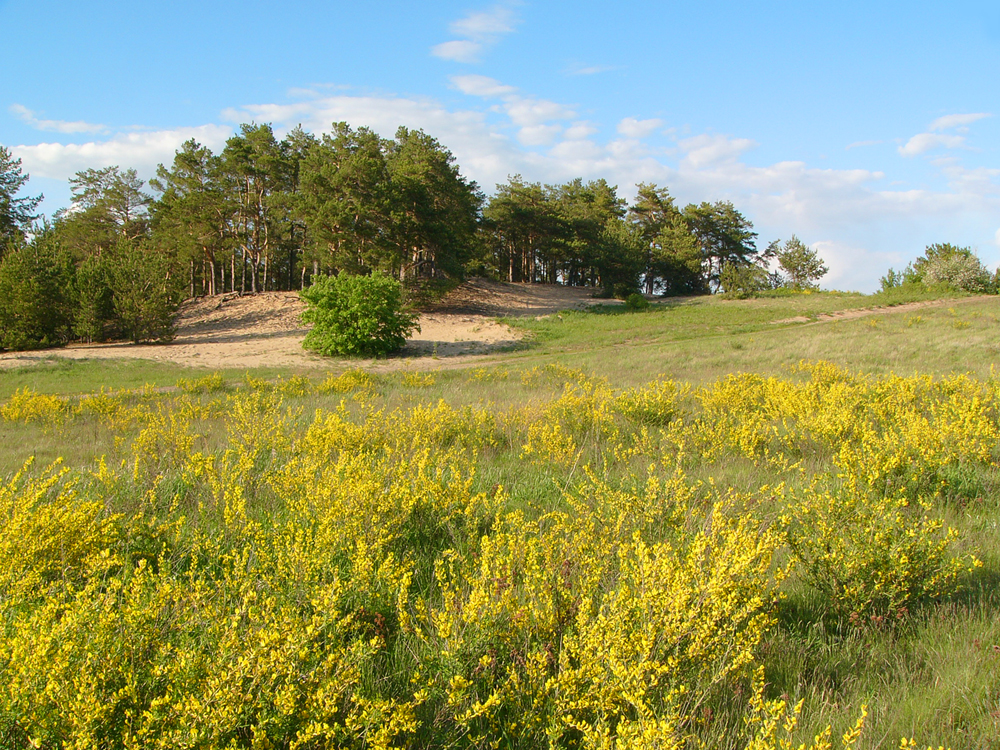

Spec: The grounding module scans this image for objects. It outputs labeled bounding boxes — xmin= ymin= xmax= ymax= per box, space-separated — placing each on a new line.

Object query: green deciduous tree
xmin=300 ymin=271 xmax=419 ymax=357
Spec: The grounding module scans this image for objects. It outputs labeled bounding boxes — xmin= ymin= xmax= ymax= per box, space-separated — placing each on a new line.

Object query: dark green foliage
xmin=624 ymin=293 xmax=649 ymax=311
xmin=73 ymin=253 xmax=115 ymax=342
xmin=719 ymin=262 xmax=779 ymax=299
xmin=300 ymin=271 xmax=420 ymax=357
xmin=683 ymin=201 xmax=758 ymax=292
xmin=0 ymin=238 xmax=75 ymax=350
xmin=106 ymin=239 xmax=183 ymax=344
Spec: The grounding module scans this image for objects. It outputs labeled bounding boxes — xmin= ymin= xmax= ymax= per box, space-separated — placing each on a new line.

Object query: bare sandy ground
xmin=0 ymin=279 xmax=610 ymax=371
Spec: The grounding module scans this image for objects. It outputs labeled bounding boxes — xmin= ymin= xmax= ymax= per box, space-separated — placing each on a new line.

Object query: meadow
xmin=1 ymin=291 xmax=999 ymax=749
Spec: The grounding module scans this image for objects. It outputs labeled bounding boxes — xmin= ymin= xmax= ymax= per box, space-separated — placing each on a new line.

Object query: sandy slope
xmin=0 ymin=279 xmax=609 ymax=371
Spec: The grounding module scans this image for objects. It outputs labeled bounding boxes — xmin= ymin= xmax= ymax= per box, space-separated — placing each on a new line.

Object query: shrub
xmin=300 ymin=271 xmax=420 ymax=357
xmin=922 ymin=252 xmax=993 ymax=293
xmin=624 ymin=292 xmax=649 ymax=311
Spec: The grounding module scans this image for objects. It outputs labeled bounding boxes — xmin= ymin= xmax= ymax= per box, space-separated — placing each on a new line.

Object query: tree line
xmin=0 ymin=123 xmax=825 ymax=350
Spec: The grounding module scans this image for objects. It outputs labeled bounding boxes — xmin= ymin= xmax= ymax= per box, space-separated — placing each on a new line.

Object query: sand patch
xmin=0 ymin=280 xmax=609 ymax=371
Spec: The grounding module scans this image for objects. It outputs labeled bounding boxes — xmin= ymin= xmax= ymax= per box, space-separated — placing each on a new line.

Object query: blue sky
xmin=2 ymin=0 xmax=998 ymax=291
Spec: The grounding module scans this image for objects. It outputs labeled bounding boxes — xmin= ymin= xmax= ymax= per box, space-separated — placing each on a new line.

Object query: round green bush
xmin=300 ymin=271 xmax=420 ymax=357
xmin=624 ymin=292 xmax=650 ymax=311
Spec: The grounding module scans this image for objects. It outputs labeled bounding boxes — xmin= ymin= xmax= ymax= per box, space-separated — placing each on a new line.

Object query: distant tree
xmin=628 ymin=183 xmax=689 ymax=295
xmin=595 ymin=218 xmax=645 ymax=297
xmin=718 ymin=262 xmax=779 ymax=298
xmin=683 ymin=201 xmax=757 ymax=292
xmin=775 ymin=235 xmax=828 ymax=289
xmin=0 ymin=146 xmax=43 ymax=252
xmin=150 ymin=139 xmax=235 ymax=296
xmin=106 ymin=238 xmax=183 ymax=343
xmin=55 ymin=166 xmax=152 ymax=257
xmin=386 ymin=126 xmax=482 ymax=281
xmin=0 ymin=233 xmax=75 ymax=350
xmin=484 ymin=176 xmax=557 ymax=283
xmin=920 ymin=245 xmax=993 ymax=293
xmin=221 ymin=123 xmax=292 ymax=292
xmin=552 ymin=178 xmax=626 ymax=289
xmin=73 ymin=252 xmax=115 ymax=342
xmin=297 ymin=122 xmax=391 ymax=277
xmin=882 ymin=243 xmax=994 ymax=294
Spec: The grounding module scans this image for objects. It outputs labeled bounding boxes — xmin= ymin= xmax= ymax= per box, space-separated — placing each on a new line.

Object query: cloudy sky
xmin=2 ymin=0 xmax=998 ymax=291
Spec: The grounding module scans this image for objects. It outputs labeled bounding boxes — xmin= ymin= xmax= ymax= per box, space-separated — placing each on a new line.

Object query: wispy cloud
xmin=432 ymin=4 xmax=519 ymax=63
xmin=929 ymin=112 xmax=991 ymax=131
xmin=450 ymin=74 xmax=516 ymax=98
xmin=10 ymin=104 xmax=106 ymax=135
xmin=431 ymin=41 xmax=483 ymax=64
xmin=448 ymin=74 xmax=575 ymax=144
xmin=899 ymin=132 xmax=966 ymax=157
xmin=899 ymin=112 xmax=992 ymax=157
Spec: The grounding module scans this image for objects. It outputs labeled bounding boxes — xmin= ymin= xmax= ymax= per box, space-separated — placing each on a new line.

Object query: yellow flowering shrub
xmin=0 ymin=361 xmax=988 ymax=747
xmin=0 ymin=387 xmax=69 ymax=426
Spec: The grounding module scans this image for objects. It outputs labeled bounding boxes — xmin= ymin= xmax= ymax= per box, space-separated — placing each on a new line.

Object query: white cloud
xmin=811 ymin=240 xmax=903 ymax=292
xmin=450 ymin=74 xmax=516 ymax=98
xmin=617 ymin=117 xmax=664 ymax=139
xmin=678 ymin=134 xmax=757 ymax=168
xmin=431 ymin=40 xmax=482 ymax=63
xmin=517 ymin=124 xmax=562 ymax=146
xmin=10 ymin=104 xmax=106 ymax=135
xmin=433 ymin=4 xmax=519 ymax=63
xmin=12 ymin=125 xmax=233 ymax=180
xmin=503 ymin=97 xmax=575 ymax=127
xmin=929 ymin=112 xmax=991 ymax=131
xmin=898 ymin=132 xmax=966 ymax=157
xmin=564 ymin=121 xmax=598 ymax=140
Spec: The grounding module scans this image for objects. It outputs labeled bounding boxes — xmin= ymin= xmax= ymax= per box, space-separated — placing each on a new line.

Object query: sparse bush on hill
xmin=300 ymin=271 xmax=420 ymax=357
xmin=880 ymin=242 xmax=996 ymax=295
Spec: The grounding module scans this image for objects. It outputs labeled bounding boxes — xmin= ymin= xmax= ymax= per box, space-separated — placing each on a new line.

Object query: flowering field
xmin=1 ymin=362 xmax=998 ymax=748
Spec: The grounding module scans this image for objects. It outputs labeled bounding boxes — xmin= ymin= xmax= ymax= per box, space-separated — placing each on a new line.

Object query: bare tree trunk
xmin=190 ymin=259 xmax=195 ymax=298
